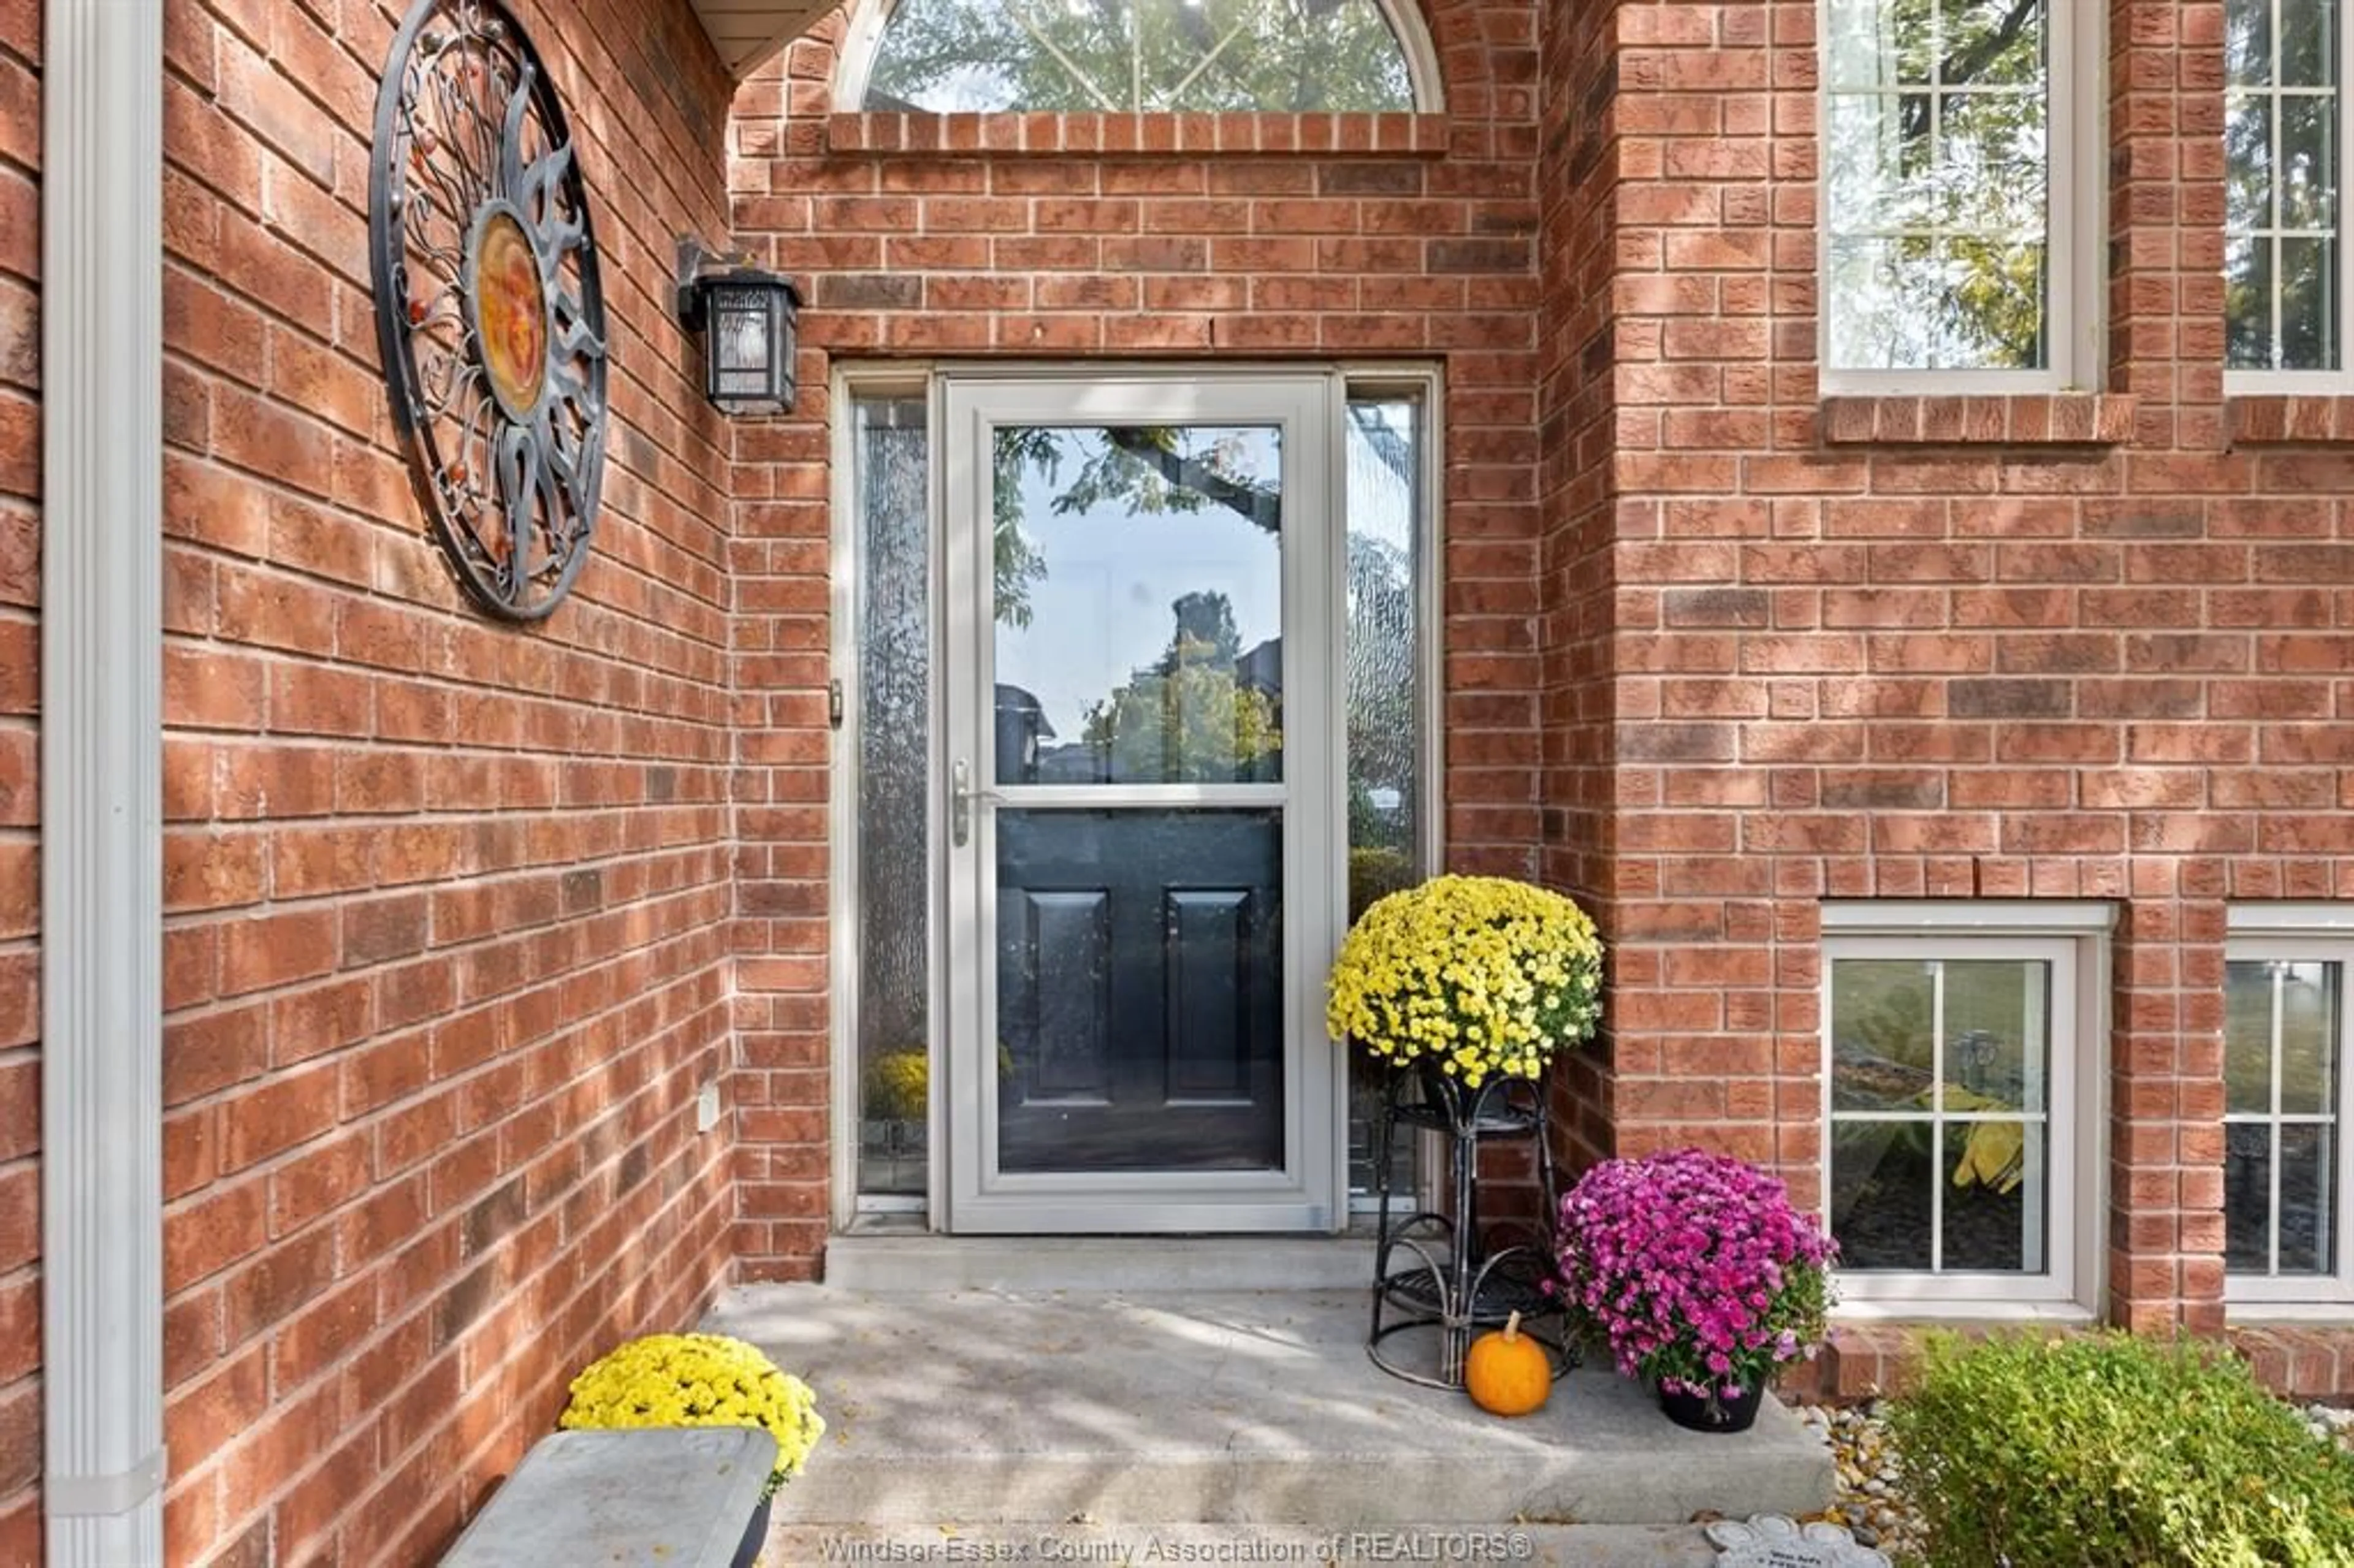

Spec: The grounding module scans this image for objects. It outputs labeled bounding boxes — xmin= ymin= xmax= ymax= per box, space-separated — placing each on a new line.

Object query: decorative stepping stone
xmin=1707 ymin=1513 xmax=1892 ymax=1568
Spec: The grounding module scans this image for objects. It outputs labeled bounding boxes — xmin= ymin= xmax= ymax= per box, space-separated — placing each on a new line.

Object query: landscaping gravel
xmin=2303 ymin=1401 xmax=2354 ymax=1449
xmin=1794 ymin=1402 xmax=1923 ymax=1564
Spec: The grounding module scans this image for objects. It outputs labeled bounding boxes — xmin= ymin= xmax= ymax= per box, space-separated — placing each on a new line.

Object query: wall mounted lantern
xmin=676 ymin=237 xmax=802 ymax=414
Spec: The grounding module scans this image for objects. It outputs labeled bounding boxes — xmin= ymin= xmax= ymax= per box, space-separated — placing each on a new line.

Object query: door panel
xmin=1167 ymin=887 xmax=1255 ymax=1102
xmin=1009 ymin=886 xmax=1111 ymax=1100
xmin=996 ymin=809 xmax=1283 ymax=1175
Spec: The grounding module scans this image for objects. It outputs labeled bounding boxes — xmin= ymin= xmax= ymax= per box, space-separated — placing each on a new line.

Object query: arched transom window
xmin=845 ymin=0 xmax=1433 ymax=113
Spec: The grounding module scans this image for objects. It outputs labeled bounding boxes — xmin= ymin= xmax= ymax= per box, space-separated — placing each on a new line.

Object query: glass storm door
xmin=941 ymin=373 xmax=1343 ymax=1232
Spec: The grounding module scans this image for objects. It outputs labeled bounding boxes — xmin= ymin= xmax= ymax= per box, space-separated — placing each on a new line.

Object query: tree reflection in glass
xmin=1826 ymin=954 xmax=2052 ymax=1274
xmin=992 ymin=424 xmax=1284 ymax=788
xmin=864 ymin=0 xmax=1415 ymax=113
xmin=1822 ymin=0 xmax=2052 ymax=371
xmin=1342 ymin=398 xmax=1423 ymax=1200
xmin=2225 ymin=0 xmax=2341 ymax=370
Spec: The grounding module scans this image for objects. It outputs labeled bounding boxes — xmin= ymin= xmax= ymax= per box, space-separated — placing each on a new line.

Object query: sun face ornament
xmin=369 ymin=0 xmax=609 ymax=621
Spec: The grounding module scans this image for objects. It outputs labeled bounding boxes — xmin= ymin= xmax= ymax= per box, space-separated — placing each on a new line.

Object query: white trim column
xmin=41 ymin=1 xmax=166 ymax=1563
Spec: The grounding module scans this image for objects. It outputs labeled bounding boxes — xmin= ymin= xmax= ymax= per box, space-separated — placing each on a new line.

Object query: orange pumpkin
xmin=1464 ymin=1311 xmax=1552 ymax=1417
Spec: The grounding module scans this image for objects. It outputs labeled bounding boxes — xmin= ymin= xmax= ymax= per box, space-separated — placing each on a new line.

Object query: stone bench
xmin=440 ymin=1426 xmax=777 ymax=1567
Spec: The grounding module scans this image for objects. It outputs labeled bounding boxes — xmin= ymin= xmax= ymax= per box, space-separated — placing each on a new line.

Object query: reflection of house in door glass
xmin=994 ymin=683 xmax=1053 ymax=783
xmin=994 ymin=425 xmax=1285 ymax=787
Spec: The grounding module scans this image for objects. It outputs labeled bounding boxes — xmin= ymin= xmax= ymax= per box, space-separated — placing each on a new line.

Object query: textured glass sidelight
xmin=1821 ymin=0 xmax=2054 ymax=371
xmin=1344 ymin=397 xmax=1423 ymax=1198
xmin=2226 ymin=0 xmax=2344 ymax=370
xmin=861 ymin=0 xmax=1414 ymax=113
xmin=2225 ymin=959 xmax=2343 ymax=1276
xmin=854 ymin=397 xmax=934 ymax=1195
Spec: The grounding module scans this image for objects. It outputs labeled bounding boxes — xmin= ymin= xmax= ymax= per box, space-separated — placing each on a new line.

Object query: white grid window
xmin=1822 ymin=903 xmax=2109 ymax=1313
xmin=2225 ymin=907 xmax=2354 ymax=1309
xmin=1819 ymin=0 xmax=2101 ymax=391
xmin=2225 ymin=0 xmax=2348 ymax=380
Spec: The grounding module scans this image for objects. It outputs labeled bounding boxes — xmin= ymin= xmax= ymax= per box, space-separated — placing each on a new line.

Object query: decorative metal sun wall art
xmin=369 ymin=0 xmax=609 ymax=621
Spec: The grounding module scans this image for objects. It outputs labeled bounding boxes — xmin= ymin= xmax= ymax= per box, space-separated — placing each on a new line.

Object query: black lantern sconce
xmin=676 ymin=237 xmax=802 ymax=414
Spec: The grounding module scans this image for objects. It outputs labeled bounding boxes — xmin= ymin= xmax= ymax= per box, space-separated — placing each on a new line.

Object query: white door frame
xmin=937 ymin=369 xmax=1346 ymax=1233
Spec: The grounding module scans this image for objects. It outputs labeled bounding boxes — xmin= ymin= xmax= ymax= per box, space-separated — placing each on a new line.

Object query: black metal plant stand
xmin=1366 ymin=1060 xmax=1575 ymax=1388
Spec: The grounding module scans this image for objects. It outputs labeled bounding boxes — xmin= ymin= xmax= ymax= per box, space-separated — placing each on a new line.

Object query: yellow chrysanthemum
xmin=559 ymin=1332 xmax=825 ymax=1499
xmin=863 ymin=1048 xmax=929 ymax=1122
xmin=1325 ymin=874 xmax=1604 ymax=1081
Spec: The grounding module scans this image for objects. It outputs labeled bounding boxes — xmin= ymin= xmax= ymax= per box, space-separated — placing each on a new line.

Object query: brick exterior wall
xmin=1782 ymin=1322 xmax=2354 ymax=1408
xmin=1537 ymin=0 xmax=1620 ymax=1174
xmin=717 ymin=0 xmax=2354 ymax=1328
xmin=1577 ymin=0 xmax=2350 ymax=1338
xmin=0 ymin=0 xmax=35 ymax=1559
xmin=156 ymin=1 xmax=744 ymax=1561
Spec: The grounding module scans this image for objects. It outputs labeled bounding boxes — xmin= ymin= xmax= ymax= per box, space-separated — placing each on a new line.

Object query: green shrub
xmin=1886 ymin=1331 xmax=2354 ymax=1567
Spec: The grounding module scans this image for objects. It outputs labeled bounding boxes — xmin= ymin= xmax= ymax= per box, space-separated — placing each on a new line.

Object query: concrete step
xmin=760 ymin=1521 xmax=1721 ymax=1566
xmin=705 ymin=1284 xmax=1835 ymax=1529
xmin=824 ymin=1232 xmax=1379 ymax=1292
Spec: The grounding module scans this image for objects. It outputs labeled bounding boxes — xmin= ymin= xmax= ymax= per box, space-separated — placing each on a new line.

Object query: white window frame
xmin=2224 ymin=904 xmax=2354 ymax=1314
xmin=831 ymin=367 xmax=938 ymax=1225
xmin=1816 ymin=1 xmax=2106 ymax=394
xmin=831 ymin=0 xmax=1449 ymax=115
xmin=2223 ymin=0 xmax=2354 ymax=392
xmin=1821 ymin=902 xmax=2112 ymax=1317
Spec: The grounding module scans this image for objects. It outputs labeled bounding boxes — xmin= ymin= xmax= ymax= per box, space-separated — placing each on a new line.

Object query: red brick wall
xmin=159 ymin=2 xmax=743 ymax=1562
xmin=724 ymin=0 xmax=1555 ymax=1274
xmin=1589 ymin=0 xmax=2350 ymax=1334
xmin=1537 ymin=0 xmax=1620 ymax=1170
xmin=0 ymin=0 xmax=36 ymax=1558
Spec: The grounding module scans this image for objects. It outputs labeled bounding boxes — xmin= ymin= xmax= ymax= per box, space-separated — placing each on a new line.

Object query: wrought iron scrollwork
xmin=368 ymin=0 xmax=608 ymax=621
xmin=1366 ymin=1062 xmax=1575 ymax=1389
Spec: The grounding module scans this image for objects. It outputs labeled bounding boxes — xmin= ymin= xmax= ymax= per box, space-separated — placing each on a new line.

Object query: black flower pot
xmin=1657 ymin=1378 xmax=1765 ymax=1434
xmin=729 ymin=1495 xmax=773 ymax=1568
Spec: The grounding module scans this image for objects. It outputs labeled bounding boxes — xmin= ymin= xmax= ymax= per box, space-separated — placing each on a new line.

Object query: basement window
xmin=1821 ymin=902 xmax=2110 ymax=1312
xmin=2226 ymin=905 xmax=2354 ymax=1310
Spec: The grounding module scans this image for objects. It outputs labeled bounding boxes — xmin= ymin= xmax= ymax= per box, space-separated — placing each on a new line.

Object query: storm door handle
xmin=951 ymin=758 xmax=1002 ymax=847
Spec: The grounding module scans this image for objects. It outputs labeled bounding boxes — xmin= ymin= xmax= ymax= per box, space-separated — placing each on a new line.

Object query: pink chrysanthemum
xmin=1555 ymin=1149 xmax=1836 ymax=1402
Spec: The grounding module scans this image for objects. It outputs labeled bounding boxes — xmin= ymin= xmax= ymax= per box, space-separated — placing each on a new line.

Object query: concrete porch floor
xmin=701 ymin=1274 xmax=1834 ymax=1559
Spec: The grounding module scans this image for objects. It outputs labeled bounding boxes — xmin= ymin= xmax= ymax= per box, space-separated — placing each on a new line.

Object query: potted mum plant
xmin=560 ymin=1331 xmax=825 ymax=1566
xmin=1335 ymin=874 xmax=1606 ymax=1391
xmin=1325 ymin=873 xmax=1605 ymax=1095
xmin=1555 ymin=1149 xmax=1835 ymax=1434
